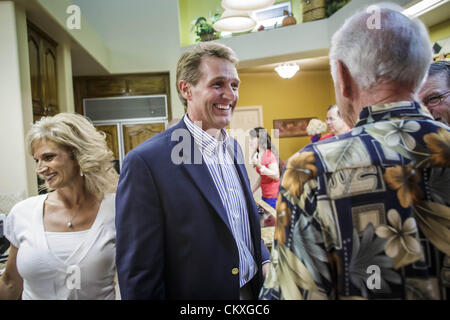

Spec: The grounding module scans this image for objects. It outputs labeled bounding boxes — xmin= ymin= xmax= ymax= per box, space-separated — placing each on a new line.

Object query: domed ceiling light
xmin=221 ymin=0 xmax=275 ymax=11
xmin=275 ymin=63 xmax=299 ymax=79
xmin=213 ymin=10 xmax=257 ymax=33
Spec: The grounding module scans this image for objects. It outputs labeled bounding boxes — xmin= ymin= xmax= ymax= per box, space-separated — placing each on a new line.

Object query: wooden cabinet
xmin=73 ymin=73 xmax=171 ymax=118
xmin=122 ymin=123 xmax=166 ymax=155
xmin=95 ymin=125 xmax=119 ymax=159
xmin=27 ymin=22 xmax=59 ymax=123
xmin=127 ymin=76 xmax=167 ymax=95
xmin=85 ymin=79 xmax=127 ymax=97
xmin=73 ymin=73 xmax=171 ymax=172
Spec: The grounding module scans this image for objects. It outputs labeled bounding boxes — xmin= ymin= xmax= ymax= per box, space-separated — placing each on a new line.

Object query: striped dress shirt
xmin=184 ymin=115 xmax=257 ymax=287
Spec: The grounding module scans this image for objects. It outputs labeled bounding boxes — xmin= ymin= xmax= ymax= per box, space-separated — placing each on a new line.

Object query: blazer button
xmin=232 ymin=268 xmax=239 ymax=275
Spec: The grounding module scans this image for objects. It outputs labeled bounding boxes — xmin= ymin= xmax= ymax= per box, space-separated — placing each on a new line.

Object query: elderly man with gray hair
xmin=260 ymin=3 xmax=450 ymax=300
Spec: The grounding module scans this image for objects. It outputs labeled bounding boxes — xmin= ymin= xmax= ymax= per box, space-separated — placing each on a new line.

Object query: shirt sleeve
xmin=259 ymin=151 xmax=334 ymax=300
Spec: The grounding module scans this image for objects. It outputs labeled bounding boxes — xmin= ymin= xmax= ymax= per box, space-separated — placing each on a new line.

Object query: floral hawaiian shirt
xmin=260 ymin=101 xmax=450 ymax=300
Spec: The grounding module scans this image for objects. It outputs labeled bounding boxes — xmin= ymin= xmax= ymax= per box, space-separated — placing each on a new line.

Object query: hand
xmin=251 ymin=152 xmax=260 ymax=167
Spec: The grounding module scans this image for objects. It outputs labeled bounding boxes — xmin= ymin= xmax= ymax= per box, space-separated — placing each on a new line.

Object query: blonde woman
xmin=0 ymin=113 xmax=118 ymax=300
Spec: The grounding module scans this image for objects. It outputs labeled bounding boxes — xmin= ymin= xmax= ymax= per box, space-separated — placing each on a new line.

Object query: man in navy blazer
xmin=115 ymin=42 xmax=271 ymax=300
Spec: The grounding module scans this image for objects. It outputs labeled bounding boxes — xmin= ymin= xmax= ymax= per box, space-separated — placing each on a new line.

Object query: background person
xmin=306 ymin=118 xmax=328 ymax=143
xmin=419 ymin=61 xmax=450 ymax=125
xmin=115 ymin=42 xmax=270 ymax=300
xmin=0 ymin=113 xmax=118 ymax=300
xmin=249 ymin=128 xmax=280 ymax=207
xmin=319 ymin=104 xmax=351 ymax=141
xmin=260 ymin=4 xmax=450 ymax=300
xmin=249 ymin=127 xmax=280 ymax=227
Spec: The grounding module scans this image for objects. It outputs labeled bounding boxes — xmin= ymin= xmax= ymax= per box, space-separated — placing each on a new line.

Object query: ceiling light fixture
xmin=402 ymin=0 xmax=449 ymax=18
xmin=275 ymin=63 xmax=299 ymax=79
xmin=213 ymin=10 xmax=257 ymax=33
xmin=221 ymin=0 xmax=274 ymax=11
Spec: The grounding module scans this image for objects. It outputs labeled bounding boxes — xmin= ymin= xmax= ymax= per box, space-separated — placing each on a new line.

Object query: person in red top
xmin=319 ymin=104 xmax=351 ymax=141
xmin=249 ymin=128 xmax=280 ymax=217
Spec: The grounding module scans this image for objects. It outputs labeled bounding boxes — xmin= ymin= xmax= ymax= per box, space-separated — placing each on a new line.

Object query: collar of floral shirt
xmin=355 ymin=101 xmax=434 ymax=127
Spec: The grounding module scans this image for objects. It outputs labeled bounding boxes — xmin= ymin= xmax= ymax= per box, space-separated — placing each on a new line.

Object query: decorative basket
xmin=302 ymin=0 xmax=326 ymax=22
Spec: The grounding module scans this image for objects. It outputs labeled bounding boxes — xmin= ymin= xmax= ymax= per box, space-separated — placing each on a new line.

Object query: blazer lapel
xmin=174 ymin=120 xmax=232 ymax=232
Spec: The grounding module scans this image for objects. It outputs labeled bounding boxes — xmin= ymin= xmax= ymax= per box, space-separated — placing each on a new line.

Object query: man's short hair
xmin=329 ymin=4 xmax=432 ymax=92
xmin=176 ymin=42 xmax=239 ymax=107
xmin=428 ymin=61 xmax=450 ymax=87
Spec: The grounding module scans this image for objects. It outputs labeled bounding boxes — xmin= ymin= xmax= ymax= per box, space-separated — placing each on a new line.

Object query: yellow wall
xmin=429 ymin=19 xmax=450 ymax=42
xmin=178 ymin=0 xmax=222 ymax=46
xmin=237 ymin=70 xmax=335 ymax=162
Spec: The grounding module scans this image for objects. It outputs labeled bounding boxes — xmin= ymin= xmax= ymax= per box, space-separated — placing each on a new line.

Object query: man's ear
xmin=178 ymin=80 xmax=192 ymax=101
xmin=336 ymin=60 xmax=352 ymax=99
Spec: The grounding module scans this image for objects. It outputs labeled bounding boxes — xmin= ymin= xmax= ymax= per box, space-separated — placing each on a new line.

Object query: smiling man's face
xmin=184 ymin=56 xmax=240 ymax=132
xmin=419 ymin=74 xmax=450 ymax=125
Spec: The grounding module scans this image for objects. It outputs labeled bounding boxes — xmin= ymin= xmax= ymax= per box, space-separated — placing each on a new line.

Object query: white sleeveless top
xmin=46 ymin=230 xmax=90 ymax=262
xmin=5 ymin=193 xmax=116 ymax=300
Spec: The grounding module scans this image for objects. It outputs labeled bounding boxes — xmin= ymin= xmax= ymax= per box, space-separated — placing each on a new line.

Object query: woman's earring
xmin=80 ymin=171 xmax=84 ymax=177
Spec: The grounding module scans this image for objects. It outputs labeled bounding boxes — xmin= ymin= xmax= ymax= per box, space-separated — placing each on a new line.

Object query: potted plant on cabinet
xmin=191 ymin=13 xmax=221 ymax=42
xmin=326 ymin=0 xmax=351 ymax=17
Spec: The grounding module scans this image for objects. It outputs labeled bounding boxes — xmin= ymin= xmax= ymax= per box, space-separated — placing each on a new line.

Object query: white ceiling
xmin=239 ymin=56 xmax=330 ymax=73
xmin=419 ymin=1 xmax=450 ymax=28
xmin=64 ymin=0 xmax=450 ymax=74
xmin=71 ymin=0 xmax=177 ymax=53
xmin=239 ymin=0 xmax=450 ymax=73
xmin=70 ymin=0 xmax=181 ymax=74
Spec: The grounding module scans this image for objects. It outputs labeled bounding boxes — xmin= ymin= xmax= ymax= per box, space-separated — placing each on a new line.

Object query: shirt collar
xmin=355 ymin=101 xmax=434 ymax=127
xmin=183 ymin=114 xmax=231 ymax=157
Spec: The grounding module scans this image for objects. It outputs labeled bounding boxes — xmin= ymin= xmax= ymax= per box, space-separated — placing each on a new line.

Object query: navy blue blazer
xmin=115 ymin=119 xmax=271 ymax=300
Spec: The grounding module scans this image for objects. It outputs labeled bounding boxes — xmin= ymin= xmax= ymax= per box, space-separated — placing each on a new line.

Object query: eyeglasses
xmin=423 ymin=90 xmax=450 ymax=107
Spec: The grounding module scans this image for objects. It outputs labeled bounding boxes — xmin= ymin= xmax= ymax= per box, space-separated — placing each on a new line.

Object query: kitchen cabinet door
xmin=122 ymin=123 xmax=165 ymax=155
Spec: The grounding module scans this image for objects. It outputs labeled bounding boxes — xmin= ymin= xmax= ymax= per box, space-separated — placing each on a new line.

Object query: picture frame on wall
xmin=273 ymin=117 xmax=315 ymax=138
xmin=253 ymin=1 xmax=292 ymax=30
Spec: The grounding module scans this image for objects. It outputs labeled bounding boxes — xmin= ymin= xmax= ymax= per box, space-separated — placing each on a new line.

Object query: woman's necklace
xmin=66 ymin=209 xmax=79 ymax=228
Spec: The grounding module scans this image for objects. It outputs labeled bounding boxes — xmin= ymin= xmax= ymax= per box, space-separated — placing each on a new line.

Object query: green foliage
xmin=191 ymin=13 xmax=221 ymax=42
xmin=326 ymin=0 xmax=351 ymax=17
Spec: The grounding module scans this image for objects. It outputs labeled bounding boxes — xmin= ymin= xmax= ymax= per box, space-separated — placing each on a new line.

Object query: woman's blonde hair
xmin=27 ymin=113 xmax=118 ymax=200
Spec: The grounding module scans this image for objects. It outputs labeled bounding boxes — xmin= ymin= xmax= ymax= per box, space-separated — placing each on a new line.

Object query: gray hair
xmin=329 ymin=3 xmax=432 ymax=92
xmin=428 ymin=61 xmax=450 ymax=86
